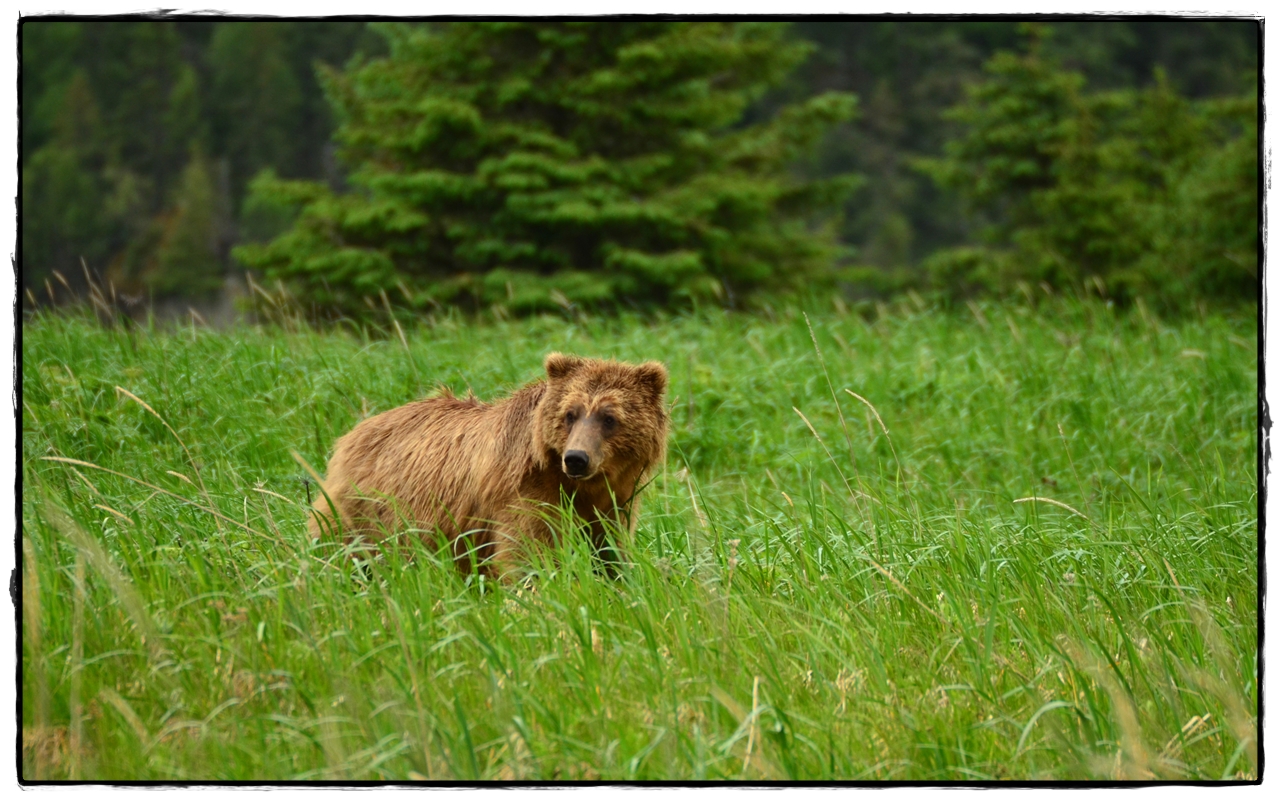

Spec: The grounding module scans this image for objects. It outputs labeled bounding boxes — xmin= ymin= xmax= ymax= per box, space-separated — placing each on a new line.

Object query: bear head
xmin=536 ymin=352 xmax=669 ymax=486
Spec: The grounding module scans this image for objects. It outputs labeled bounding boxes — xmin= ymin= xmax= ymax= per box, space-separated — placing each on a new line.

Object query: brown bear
xmin=307 ymin=352 xmax=669 ymax=577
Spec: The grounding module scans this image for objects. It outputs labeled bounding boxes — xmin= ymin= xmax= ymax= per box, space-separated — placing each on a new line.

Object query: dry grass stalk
xmin=1012 ymin=496 xmax=1090 ymax=521
xmin=844 ymin=388 xmax=903 ymax=475
xmin=1061 ymin=639 xmax=1159 ymax=779
xmin=92 ymin=503 xmax=134 ymax=525
xmin=98 ymin=687 xmax=153 ymax=749
xmin=742 ymin=675 xmax=761 ymax=777
xmin=114 ymin=386 xmax=221 ymax=535
xmin=43 ymin=456 xmax=272 ymax=542
xmin=864 ymin=556 xmax=952 ymax=629
xmin=966 ymin=300 xmax=991 ymax=330
xmin=1163 ymin=560 xmax=1256 ymax=774
xmin=69 ymin=555 xmax=85 ymax=781
xmin=804 ymin=312 xmax=855 ymax=468
xmin=44 ymin=501 xmax=166 ymax=662
xmin=793 ymin=406 xmax=857 ymax=504
xmin=22 ymin=537 xmax=50 ymax=779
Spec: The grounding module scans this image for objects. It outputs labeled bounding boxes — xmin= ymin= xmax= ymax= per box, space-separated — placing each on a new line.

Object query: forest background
xmin=20 ymin=18 xmax=1259 ymax=317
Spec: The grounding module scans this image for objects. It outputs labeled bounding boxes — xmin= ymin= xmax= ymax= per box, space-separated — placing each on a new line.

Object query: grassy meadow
xmin=20 ymin=295 xmax=1258 ymax=781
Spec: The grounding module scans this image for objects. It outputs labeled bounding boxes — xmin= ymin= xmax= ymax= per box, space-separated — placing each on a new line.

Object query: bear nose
xmin=563 ymin=450 xmax=590 ymax=476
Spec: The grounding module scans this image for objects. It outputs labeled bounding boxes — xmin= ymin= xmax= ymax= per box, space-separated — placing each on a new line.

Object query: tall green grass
xmin=21 ymin=296 xmax=1257 ymax=781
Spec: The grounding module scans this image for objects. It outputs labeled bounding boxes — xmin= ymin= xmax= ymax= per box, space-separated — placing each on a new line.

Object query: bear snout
xmin=563 ymin=450 xmax=591 ymax=477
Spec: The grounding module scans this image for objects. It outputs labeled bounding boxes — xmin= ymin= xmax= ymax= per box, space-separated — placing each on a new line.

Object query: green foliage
xmin=21 ymin=299 xmax=1256 ymax=779
xmin=151 ymin=150 xmax=229 ymax=295
xmin=768 ymin=19 xmax=1257 ymax=282
xmin=1041 ymin=19 xmax=1257 ymax=97
xmin=1154 ymin=94 xmax=1258 ymax=300
xmin=22 ymin=22 xmax=211 ymax=297
xmin=237 ymin=168 xmax=301 ymax=245
xmin=21 ymin=20 xmax=376 ymax=301
xmin=22 ymin=70 xmax=122 ymax=292
xmin=772 ymin=22 xmax=1036 ymax=277
xmin=917 ymin=29 xmax=1257 ymax=308
xmin=234 ymin=22 xmax=858 ymax=315
xmin=206 ymin=22 xmax=384 ymax=204
xmin=207 ymin=24 xmax=304 ymax=200
xmin=21 ymin=20 xmax=1256 ymax=310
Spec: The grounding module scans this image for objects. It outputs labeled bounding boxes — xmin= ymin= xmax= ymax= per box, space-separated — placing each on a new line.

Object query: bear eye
xmin=564 ymin=411 xmax=577 ymax=426
xmin=600 ymin=413 xmax=617 ymax=430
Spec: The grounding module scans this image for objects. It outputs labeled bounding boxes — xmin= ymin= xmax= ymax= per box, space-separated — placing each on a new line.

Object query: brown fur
xmin=308 ymin=353 xmax=669 ymax=576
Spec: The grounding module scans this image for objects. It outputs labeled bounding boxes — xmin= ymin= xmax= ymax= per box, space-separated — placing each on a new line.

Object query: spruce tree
xmin=234 ymin=21 xmax=857 ymax=314
xmin=917 ymin=27 xmax=1258 ymax=307
xmin=21 ymin=70 xmax=117 ymax=293
xmin=150 ymin=149 xmax=229 ymax=296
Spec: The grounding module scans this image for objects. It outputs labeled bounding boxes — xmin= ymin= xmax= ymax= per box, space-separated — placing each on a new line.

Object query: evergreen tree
xmin=235 ymin=21 xmax=857 ymax=314
xmin=776 ymin=21 xmax=1012 ymax=277
xmin=207 ymin=23 xmax=307 ymax=202
xmin=23 ymin=19 xmax=1252 ymax=309
xmin=1044 ymin=19 xmax=1257 ymax=97
xmin=769 ymin=19 xmax=1257 ymax=287
xmin=22 ymin=21 xmax=203 ymax=296
xmin=21 ymin=22 xmax=84 ymax=164
xmin=151 ymin=149 xmax=230 ymax=296
xmin=916 ymin=28 xmax=1258 ymax=307
xmin=1155 ymin=90 xmax=1257 ymax=301
xmin=21 ymin=70 xmax=118 ymax=293
xmin=21 ymin=19 xmax=376 ymax=302
xmin=75 ymin=22 xmax=204 ymax=208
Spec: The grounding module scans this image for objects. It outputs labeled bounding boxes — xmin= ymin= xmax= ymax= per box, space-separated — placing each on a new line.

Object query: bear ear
xmin=544 ymin=352 xmax=583 ymax=381
xmin=634 ymin=361 xmax=668 ymax=398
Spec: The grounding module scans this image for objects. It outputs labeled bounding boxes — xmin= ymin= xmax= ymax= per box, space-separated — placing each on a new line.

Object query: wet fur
xmin=308 ymin=353 xmax=668 ymax=577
